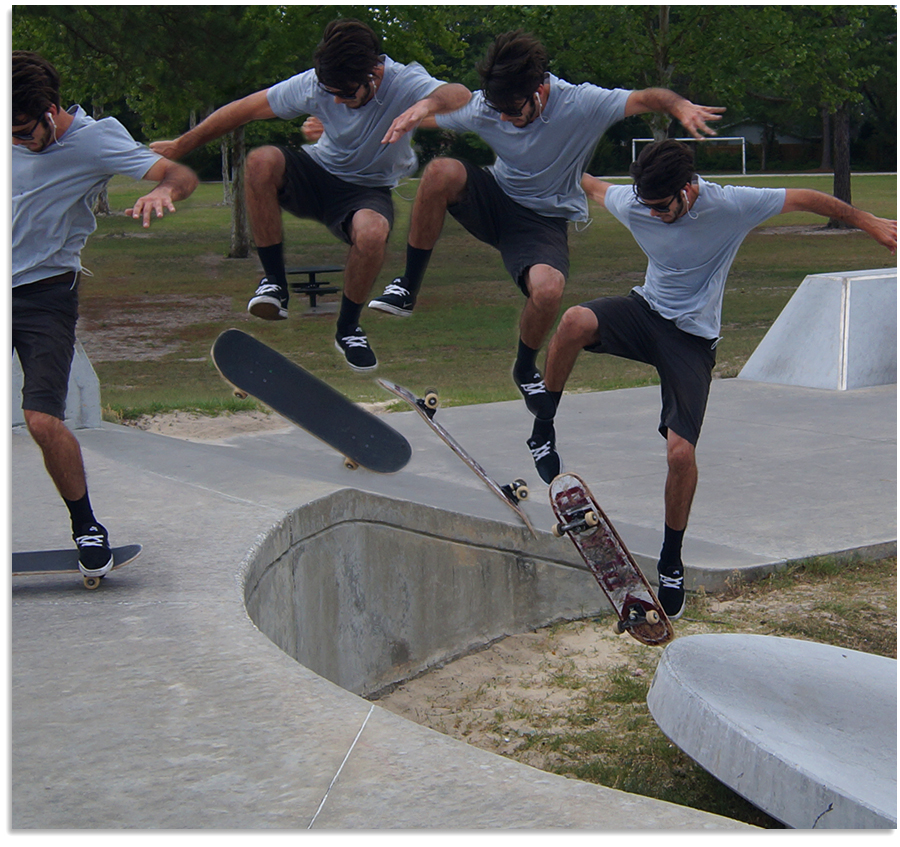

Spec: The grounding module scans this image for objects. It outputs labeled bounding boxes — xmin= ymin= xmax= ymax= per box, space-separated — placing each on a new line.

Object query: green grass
xmin=81 ymin=173 xmax=896 ymax=417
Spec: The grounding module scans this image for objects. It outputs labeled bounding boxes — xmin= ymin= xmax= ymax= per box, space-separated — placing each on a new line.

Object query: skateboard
xmin=549 ymin=473 xmax=673 ymax=646
xmin=377 ymin=379 xmax=535 ymax=535
xmin=211 ymin=329 xmax=411 ymax=474
xmin=13 ymin=544 xmax=143 ymax=590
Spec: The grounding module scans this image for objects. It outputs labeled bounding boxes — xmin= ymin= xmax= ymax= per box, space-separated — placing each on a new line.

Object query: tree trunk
xmin=828 ymin=102 xmax=852 ymax=229
xmin=221 ymin=139 xmax=232 ymax=205
xmin=92 ymin=101 xmax=111 ymax=215
xmin=228 ymin=126 xmax=251 ymax=258
xmin=819 ymin=107 xmax=832 ymax=170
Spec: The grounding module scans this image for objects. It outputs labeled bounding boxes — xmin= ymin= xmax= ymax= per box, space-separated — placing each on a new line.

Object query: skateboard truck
xmin=552 ymin=507 xmax=599 ymax=537
xmin=614 ymin=602 xmax=661 ymax=634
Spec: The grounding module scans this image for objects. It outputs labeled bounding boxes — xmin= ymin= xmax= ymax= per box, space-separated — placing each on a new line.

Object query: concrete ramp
xmin=647 ymin=634 xmax=897 ymax=829
xmin=738 ymin=268 xmax=897 ymax=390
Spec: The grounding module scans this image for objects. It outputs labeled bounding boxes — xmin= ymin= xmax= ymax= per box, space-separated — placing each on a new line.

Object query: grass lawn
xmin=79 ymin=173 xmax=896 ymax=419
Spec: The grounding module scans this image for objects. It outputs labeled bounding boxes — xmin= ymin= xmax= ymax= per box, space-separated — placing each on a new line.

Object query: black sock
xmin=515 ymin=340 xmax=539 ymax=377
xmin=337 ymin=295 xmax=363 ymax=334
xmin=550 ymin=390 xmax=562 ymax=408
xmin=404 ymin=245 xmax=432 ymax=295
xmin=64 ymin=492 xmax=96 ymax=534
xmin=257 ymin=243 xmax=287 ymax=288
xmin=660 ymin=524 xmax=685 ymax=568
xmin=530 ymin=417 xmax=555 ymax=442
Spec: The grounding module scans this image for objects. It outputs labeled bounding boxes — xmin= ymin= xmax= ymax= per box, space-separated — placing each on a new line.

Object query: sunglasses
xmin=637 ymin=195 xmax=679 ymax=214
xmin=318 ymin=80 xmax=368 ymax=100
xmin=486 ymin=100 xmax=528 ymax=118
xmin=12 ymin=116 xmax=44 ymax=141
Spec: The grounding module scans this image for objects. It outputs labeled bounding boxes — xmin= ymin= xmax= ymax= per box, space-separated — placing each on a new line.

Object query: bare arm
xmin=125 ymin=158 xmax=200 ymax=228
xmin=625 ymin=88 xmax=725 ymax=140
xmin=581 ymin=174 xmax=615 ymax=209
xmin=381 ymin=83 xmax=471 ymax=144
xmin=782 ymin=188 xmax=897 ymax=253
xmin=150 ymin=89 xmax=276 ymax=160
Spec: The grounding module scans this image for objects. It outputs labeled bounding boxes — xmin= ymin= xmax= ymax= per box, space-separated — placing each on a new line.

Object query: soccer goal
xmin=631 ymin=136 xmax=747 ymax=175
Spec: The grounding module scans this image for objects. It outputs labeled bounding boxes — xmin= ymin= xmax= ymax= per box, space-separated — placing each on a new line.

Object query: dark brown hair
xmin=12 ymin=51 xmax=61 ymax=122
xmin=314 ymin=19 xmax=381 ymax=92
xmin=630 ymin=140 xmax=697 ymax=200
xmin=477 ymin=30 xmax=548 ymax=112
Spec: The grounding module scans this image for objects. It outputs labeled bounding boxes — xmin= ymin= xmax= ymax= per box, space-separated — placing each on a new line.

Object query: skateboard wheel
xmin=552 ymin=522 xmax=564 ymax=538
xmin=83 ymin=576 xmax=101 ymax=590
xmin=423 ymin=390 xmax=439 ymax=410
xmin=233 ymin=389 xmax=248 ymax=400
xmin=646 ymin=610 xmax=660 ymax=625
xmin=584 ymin=510 xmax=599 ymax=527
xmin=614 ymin=620 xmax=627 ymax=635
xmin=343 ymin=457 xmax=359 ymax=471
xmin=512 ymin=479 xmax=529 ymax=501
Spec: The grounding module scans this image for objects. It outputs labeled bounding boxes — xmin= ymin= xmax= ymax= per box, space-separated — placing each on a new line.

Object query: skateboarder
xmin=367 ymin=30 xmax=723 ymax=414
xmin=13 ymin=51 xmax=199 ymax=578
xmin=531 ymin=139 xmax=897 ymax=618
xmin=150 ymin=18 xmax=470 ymax=372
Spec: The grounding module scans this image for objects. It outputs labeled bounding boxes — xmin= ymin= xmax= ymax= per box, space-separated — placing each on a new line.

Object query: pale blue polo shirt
xmin=605 ymin=179 xmax=786 ymax=339
xmin=12 ymin=105 xmax=161 ymax=288
xmin=267 ymin=55 xmax=446 ymax=189
xmin=436 ymin=75 xmax=631 ymax=222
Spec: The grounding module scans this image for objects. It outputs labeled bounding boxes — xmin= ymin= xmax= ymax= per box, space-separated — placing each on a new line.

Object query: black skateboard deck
xmin=550 ymin=473 xmax=673 ymax=646
xmin=13 ymin=544 xmax=143 ymax=590
xmin=211 ymin=329 xmax=411 ymax=473
xmin=378 ymin=379 xmax=536 ymax=535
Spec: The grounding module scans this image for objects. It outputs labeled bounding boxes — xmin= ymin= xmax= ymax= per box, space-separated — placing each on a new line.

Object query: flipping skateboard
xmin=377 ymin=379 xmax=535 ymax=535
xmin=211 ymin=329 xmax=411 ymax=473
xmin=13 ymin=544 xmax=143 ymax=590
xmin=549 ymin=473 xmax=673 ymax=646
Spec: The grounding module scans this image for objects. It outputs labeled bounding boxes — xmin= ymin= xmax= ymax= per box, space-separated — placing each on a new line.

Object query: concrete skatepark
xmin=11 ymin=269 xmax=897 ymax=828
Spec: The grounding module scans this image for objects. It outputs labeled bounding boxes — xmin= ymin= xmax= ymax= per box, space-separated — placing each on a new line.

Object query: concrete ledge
xmin=647 ymin=634 xmax=897 ymax=828
xmin=243 ymin=488 xmax=604 ymax=697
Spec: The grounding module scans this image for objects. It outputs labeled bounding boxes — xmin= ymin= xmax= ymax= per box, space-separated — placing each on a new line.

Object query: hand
xmin=125 ymin=188 xmax=177 ymax=229
xmin=301 ymin=116 xmax=324 ymax=143
xmin=866 ymin=216 xmax=898 ymax=254
xmin=673 ymin=102 xmax=726 ymax=141
xmin=381 ymin=101 xmax=430 ymax=144
xmin=149 ymin=139 xmax=180 ymax=160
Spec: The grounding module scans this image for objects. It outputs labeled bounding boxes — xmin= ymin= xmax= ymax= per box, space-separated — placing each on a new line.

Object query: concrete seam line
xmin=308 ymin=703 xmax=375 ymax=828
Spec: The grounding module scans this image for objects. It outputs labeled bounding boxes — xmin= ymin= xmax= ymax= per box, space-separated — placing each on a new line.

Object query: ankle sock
xmin=660 ymin=523 xmax=685 ymax=569
xmin=257 ymin=243 xmax=287 ymax=288
xmin=515 ymin=340 xmax=539 ymax=377
xmin=337 ymin=295 xmax=363 ymax=334
xmin=404 ymin=245 xmax=432 ymax=295
xmin=65 ymin=492 xmax=96 ymax=534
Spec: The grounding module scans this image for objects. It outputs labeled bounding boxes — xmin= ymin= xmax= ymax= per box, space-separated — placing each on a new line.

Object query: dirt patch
xmin=756 ymin=224 xmax=856 ymax=236
xmin=77 ymin=295 xmax=235 ymax=362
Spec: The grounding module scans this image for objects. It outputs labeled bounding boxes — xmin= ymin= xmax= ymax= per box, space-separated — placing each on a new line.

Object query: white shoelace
xmin=529 ymin=440 xmax=553 ymax=461
xmin=659 ymin=573 xmax=683 ymax=589
xmin=75 ymin=531 xmax=105 ymax=548
xmin=255 ymin=282 xmax=283 ymax=297
xmin=381 ymin=282 xmax=410 ymax=298
xmin=340 ymin=332 xmax=369 ymax=349
xmin=519 ymin=379 xmax=547 ymax=396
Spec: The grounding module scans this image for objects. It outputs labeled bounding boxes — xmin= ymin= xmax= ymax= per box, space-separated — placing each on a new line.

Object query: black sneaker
xmin=527 ymin=421 xmax=561 ymax=484
xmin=248 ymin=277 xmax=288 ymax=320
xmin=368 ymin=278 xmax=415 ymax=317
xmin=657 ymin=559 xmax=686 ymax=620
xmin=335 ymin=326 xmax=377 ymax=371
xmin=74 ymin=522 xmax=114 ymax=577
xmin=514 ymin=367 xmax=556 ymax=420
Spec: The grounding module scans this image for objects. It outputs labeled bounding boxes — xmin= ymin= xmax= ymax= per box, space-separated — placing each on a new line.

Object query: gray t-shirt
xmin=436 ymin=75 xmax=630 ymax=221
xmin=12 ymin=105 xmax=161 ymax=287
xmin=604 ymin=179 xmax=786 ymax=339
xmin=267 ymin=55 xmax=445 ymax=188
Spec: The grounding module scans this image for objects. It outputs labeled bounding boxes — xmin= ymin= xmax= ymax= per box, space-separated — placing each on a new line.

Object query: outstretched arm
xmin=625 ymin=88 xmax=725 ymax=140
xmin=782 ymin=189 xmax=897 ymax=254
xmin=125 ymin=158 xmax=199 ymax=228
xmin=381 ymin=83 xmax=471 ymax=144
xmin=151 ymin=89 xmax=276 ymax=160
xmin=581 ymin=174 xmax=615 ymax=209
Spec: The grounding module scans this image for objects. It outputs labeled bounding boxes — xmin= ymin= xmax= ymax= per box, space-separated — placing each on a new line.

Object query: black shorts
xmin=276 ymin=146 xmax=394 ymax=244
xmin=581 ymin=291 xmax=717 ymax=445
xmin=12 ymin=275 xmax=80 ymax=420
xmin=447 ymin=161 xmax=569 ymax=295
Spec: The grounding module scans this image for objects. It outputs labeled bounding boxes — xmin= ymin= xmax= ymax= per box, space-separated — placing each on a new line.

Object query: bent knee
xmin=245 ymin=146 xmax=286 ymax=185
xmin=558 ymin=305 xmax=600 ymax=346
xmin=24 ymin=409 xmax=64 ymax=445
xmin=349 ymin=209 xmax=391 ymax=250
